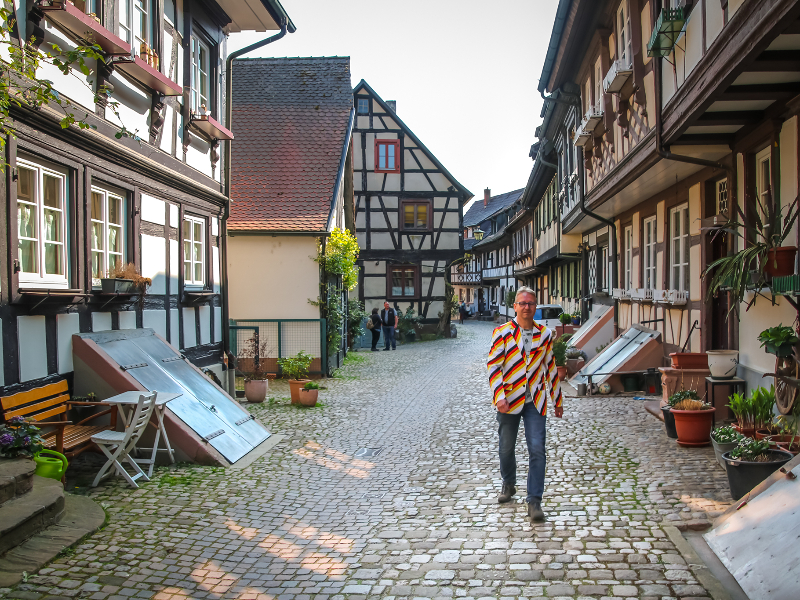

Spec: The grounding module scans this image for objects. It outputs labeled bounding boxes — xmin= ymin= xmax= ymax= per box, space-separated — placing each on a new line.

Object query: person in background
xmin=381 ymin=301 xmax=398 ymax=351
xmin=368 ymin=308 xmax=382 ymax=352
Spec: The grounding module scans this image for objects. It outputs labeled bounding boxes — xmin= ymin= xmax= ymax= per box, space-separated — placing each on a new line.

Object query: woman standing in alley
xmin=368 ymin=308 xmax=382 ymax=351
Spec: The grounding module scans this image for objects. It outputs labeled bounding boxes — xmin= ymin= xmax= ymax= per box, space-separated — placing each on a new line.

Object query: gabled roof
xmin=353 ymin=80 xmax=473 ymax=202
xmin=229 ymin=57 xmax=354 ymax=232
xmin=463 ymin=188 xmax=524 ymax=227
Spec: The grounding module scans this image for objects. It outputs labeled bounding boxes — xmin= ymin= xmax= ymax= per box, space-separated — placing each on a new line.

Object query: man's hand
xmin=554 ymin=405 xmax=563 ymax=418
xmin=496 ymin=398 xmax=510 ymax=413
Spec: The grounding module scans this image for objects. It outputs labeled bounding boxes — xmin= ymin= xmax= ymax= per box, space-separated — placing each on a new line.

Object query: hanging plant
xmin=318 ymin=228 xmax=360 ymax=291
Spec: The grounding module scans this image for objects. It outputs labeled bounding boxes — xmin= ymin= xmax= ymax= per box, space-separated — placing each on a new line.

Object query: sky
xmin=228 ymin=0 xmax=558 ymax=206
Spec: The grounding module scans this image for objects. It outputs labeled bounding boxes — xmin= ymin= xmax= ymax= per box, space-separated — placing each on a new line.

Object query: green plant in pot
xmin=711 ymin=425 xmax=743 ymax=469
xmin=722 ymin=437 xmax=793 ymax=500
xmin=662 ymin=390 xmax=699 ymax=439
xmin=553 ymin=334 xmax=568 ymax=380
xmin=298 ymin=381 xmax=320 ymax=407
xmin=277 ymin=350 xmax=313 ymax=404
xmin=728 ymin=391 xmax=756 ymax=437
xmin=702 ymin=191 xmax=799 ymax=318
xmin=571 ymin=310 xmax=581 ymax=326
xmin=398 ymin=306 xmax=420 ymax=342
xmin=758 ymin=325 xmax=799 ymax=358
xmin=559 ymin=312 xmax=572 ymax=326
xmin=239 ymin=336 xmax=274 ymax=403
xmin=670 ymin=395 xmax=715 ymax=447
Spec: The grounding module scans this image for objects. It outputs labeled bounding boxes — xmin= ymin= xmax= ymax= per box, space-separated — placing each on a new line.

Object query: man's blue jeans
xmin=382 ymin=326 xmax=396 ymax=349
xmin=497 ymin=401 xmax=546 ymax=503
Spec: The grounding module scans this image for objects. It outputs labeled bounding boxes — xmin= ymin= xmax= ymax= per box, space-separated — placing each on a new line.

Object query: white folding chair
xmin=90 ymin=392 xmax=157 ymax=488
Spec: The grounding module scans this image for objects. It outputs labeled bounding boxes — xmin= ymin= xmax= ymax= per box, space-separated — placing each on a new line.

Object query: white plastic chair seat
xmin=91 ymin=430 xmax=127 ymax=444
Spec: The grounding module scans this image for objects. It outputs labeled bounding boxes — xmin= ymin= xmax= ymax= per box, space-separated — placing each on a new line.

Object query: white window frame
xmin=183 ymin=215 xmax=205 ymax=287
xmin=90 ymin=186 xmax=126 ymax=287
xmin=601 ymin=245 xmax=611 ymax=291
xmin=17 ymin=159 xmax=69 ymax=289
xmin=643 ymin=216 xmax=656 ymax=289
xmin=755 ymin=146 xmax=772 ymax=224
xmin=670 ymin=203 xmax=690 ymax=292
xmin=120 ymin=0 xmax=151 ymax=48
xmin=584 ymin=77 xmax=592 ymax=114
xmin=624 ymin=226 xmax=633 ymax=289
xmin=190 ymin=35 xmax=211 ymax=114
xmin=617 ymin=1 xmax=632 ymax=67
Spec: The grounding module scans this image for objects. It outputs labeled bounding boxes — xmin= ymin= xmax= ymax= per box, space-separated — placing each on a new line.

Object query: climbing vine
xmin=317 ymin=228 xmax=360 ymax=291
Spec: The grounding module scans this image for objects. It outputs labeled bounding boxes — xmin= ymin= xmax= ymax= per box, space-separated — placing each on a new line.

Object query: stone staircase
xmin=0 ymin=458 xmax=105 ymax=588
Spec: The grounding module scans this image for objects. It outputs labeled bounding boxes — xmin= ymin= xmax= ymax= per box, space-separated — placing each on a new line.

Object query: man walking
xmin=487 ymin=286 xmax=562 ymax=522
xmin=381 ymin=301 xmax=398 ymax=351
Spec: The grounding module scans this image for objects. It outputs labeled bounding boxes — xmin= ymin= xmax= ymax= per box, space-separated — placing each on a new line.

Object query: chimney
xmin=484 ymin=188 xmax=491 ymax=207
xmin=386 ymin=100 xmax=396 ymax=112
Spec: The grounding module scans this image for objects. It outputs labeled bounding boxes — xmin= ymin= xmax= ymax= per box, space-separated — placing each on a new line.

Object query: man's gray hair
xmin=514 ymin=286 xmax=536 ymax=302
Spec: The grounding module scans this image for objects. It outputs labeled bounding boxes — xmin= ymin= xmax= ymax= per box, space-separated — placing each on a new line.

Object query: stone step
xmin=0 ymin=475 xmax=65 ymax=557
xmin=0 ymin=458 xmax=36 ymax=507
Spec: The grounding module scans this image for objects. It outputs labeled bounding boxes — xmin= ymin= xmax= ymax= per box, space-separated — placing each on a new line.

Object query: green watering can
xmin=34 ymin=449 xmax=68 ymax=481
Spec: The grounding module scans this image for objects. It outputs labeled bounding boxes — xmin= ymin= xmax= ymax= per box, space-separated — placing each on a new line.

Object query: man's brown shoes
xmin=498 ymin=483 xmax=516 ymax=503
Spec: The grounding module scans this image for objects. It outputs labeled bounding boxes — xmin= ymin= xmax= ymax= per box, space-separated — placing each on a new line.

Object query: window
xmin=617 ymin=2 xmax=632 ymax=67
xmin=190 ymin=36 xmax=210 ymax=114
xmin=594 ymin=57 xmax=603 ymax=112
xmin=73 ymin=0 xmax=100 ymax=21
xmin=601 ymin=245 xmax=610 ymax=291
xmin=388 ymin=266 xmax=418 ymax=298
xmin=670 ymin=204 xmax=690 ymax=292
xmin=716 ymin=179 xmax=728 ymax=216
xmin=624 ymin=226 xmax=633 ymax=289
xmin=375 ymin=140 xmax=400 ymax=173
xmin=357 ymin=98 xmax=369 ymax=114
xmin=120 ymin=0 xmax=151 ymax=48
xmin=643 ymin=216 xmax=656 ymax=289
xmin=755 ymin=146 xmax=771 ymax=221
xmin=183 ymin=215 xmax=205 ymax=286
xmin=584 ymin=77 xmax=592 ymax=114
xmin=401 ymin=201 xmax=430 ymax=231
xmin=90 ymin=187 xmax=125 ymax=286
xmin=588 ymin=248 xmax=597 ymax=294
xmin=17 ymin=160 xmax=68 ymax=287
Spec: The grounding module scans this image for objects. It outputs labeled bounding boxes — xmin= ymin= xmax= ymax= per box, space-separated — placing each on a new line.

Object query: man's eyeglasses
xmin=515 ymin=302 xmax=536 ymax=308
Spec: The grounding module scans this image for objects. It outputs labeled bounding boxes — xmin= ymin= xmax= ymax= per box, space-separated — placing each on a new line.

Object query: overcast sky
xmin=228 ymin=0 xmax=558 ymax=205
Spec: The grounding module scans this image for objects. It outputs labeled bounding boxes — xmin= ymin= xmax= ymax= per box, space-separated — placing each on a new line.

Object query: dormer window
xmin=357 ymin=98 xmax=369 ymax=114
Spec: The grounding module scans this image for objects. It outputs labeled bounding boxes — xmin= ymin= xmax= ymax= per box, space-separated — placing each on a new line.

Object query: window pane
xmin=387 ymin=144 xmax=395 ymax=170
xmin=183 ymin=219 xmax=191 ymax=241
xmin=195 ymin=261 xmax=202 ymax=283
xmin=43 ymin=174 xmax=61 ymax=209
xmin=91 ymin=191 xmax=102 ymax=220
xmin=416 ymin=204 xmax=427 ymax=228
xmin=194 ymin=221 xmax=202 ymax=242
xmin=92 ymin=250 xmax=103 ymax=280
xmin=194 ymin=241 xmax=202 ymax=263
xmin=184 ymin=261 xmax=191 ymax=281
xmin=18 ymin=203 xmax=36 ymax=239
xmin=109 ymin=225 xmax=121 ymax=253
xmin=108 ymin=253 xmax=121 ymax=273
xmin=378 ymin=144 xmax=386 ymax=170
xmin=44 ymin=210 xmax=61 ymax=242
xmin=404 ymin=205 xmax=414 ymax=228
xmin=391 ymin=269 xmax=402 ymax=296
xmin=18 ymin=240 xmax=37 ymax=273
xmin=18 ymin=167 xmax=34 ymax=203
xmin=404 ymin=269 xmax=415 ymax=296
xmin=184 ymin=240 xmax=191 ymax=263
xmin=92 ymin=222 xmax=103 ymax=250
xmin=108 ymin=195 xmax=121 ymax=225
xmin=44 ymin=242 xmax=62 ymax=274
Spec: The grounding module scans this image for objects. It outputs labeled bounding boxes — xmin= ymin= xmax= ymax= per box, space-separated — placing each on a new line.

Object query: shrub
xmin=553 ymin=335 xmax=568 ymax=367
xmin=277 ymin=351 xmax=313 ymax=381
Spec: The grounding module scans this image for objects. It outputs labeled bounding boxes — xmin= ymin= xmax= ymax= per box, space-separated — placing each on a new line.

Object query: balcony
xmin=189 ymin=113 xmax=234 ymax=141
xmin=482 ymin=266 xmax=508 ymax=280
xmin=37 ymin=0 xmax=130 ymax=55
xmin=603 ymin=59 xmax=633 ymax=95
xmin=111 ymin=55 xmax=182 ymax=96
xmin=452 ymin=272 xmax=481 ymax=285
xmin=630 ymin=288 xmax=654 ymax=302
xmin=612 ymin=288 xmax=632 ymax=301
xmin=647 ymin=7 xmax=687 ymax=58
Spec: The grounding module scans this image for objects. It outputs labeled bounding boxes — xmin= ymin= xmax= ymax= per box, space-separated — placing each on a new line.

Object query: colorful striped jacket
xmin=487 ymin=319 xmax=562 ymax=415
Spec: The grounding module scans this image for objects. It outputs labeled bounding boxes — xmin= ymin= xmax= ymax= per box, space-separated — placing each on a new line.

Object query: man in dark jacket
xmin=381 ymin=301 xmax=398 ymax=351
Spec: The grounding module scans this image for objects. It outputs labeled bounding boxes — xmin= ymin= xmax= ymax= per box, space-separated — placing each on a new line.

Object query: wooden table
xmin=104 ymin=391 xmax=181 ymax=477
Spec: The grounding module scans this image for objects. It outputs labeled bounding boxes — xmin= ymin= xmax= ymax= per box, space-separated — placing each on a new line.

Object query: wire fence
xmin=229 ymin=319 xmax=327 ymax=377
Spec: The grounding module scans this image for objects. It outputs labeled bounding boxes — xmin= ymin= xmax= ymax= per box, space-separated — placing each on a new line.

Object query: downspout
xmin=221 ymin=21 xmax=289 ymax=371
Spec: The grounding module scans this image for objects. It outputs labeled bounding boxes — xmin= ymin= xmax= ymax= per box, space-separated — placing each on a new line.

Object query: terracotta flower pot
xmin=298 ymin=388 xmax=319 ymax=407
xmin=288 ymin=379 xmax=311 ymax=404
xmin=764 ymin=246 xmax=797 ymax=278
xmin=244 ymin=379 xmax=268 ymax=403
xmin=669 ymin=352 xmax=709 ymax=369
xmin=671 ymin=406 xmax=716 ymax=447
xmin=777 ymin=441 xmax=800 ymax=455
xmin=556 ymin=365 xmax=568 ymax=381
xmin=732 ymin=424 xmax=757 ymax=439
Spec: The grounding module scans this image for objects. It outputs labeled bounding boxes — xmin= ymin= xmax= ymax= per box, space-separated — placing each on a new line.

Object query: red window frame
xmin=375 ymin=139 xmax=401 ymax=173
xmin=386 ymin=264 xmax=420 ymax=299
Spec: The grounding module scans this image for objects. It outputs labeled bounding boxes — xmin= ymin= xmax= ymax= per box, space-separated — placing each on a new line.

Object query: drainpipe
xmin=221 ymin=21 xmax=289 ymax=375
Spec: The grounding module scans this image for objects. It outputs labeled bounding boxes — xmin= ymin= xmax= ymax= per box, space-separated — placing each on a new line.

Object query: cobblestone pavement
xmin=1 ymin=322 xmax=734 ymax=600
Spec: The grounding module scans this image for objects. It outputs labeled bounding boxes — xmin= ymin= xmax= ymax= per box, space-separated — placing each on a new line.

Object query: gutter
xmin=221 ymin=19 xmax=291 ymax=370
xmin=326 ymin=107 xmax=356 ymax=231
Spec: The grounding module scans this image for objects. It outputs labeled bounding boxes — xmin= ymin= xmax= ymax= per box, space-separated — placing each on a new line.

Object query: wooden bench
xmin=0 ymin=380 xmax=117 ymax=458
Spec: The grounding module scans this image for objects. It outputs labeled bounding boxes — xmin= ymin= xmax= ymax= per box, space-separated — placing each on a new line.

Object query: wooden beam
xmin=719 ymin=83 xmax=800 ymax=101
xmin=696 ymin=111 xmax=763 ymax=125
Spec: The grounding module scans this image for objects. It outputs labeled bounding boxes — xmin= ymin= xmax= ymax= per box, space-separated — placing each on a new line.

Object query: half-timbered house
xmin=353 ymin=81 xmax=472 ymax=325
xmin=0 ymin=0 xmax=294 ymax=393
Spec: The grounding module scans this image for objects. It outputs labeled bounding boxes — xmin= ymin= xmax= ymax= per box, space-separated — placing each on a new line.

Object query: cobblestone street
xmin=1 ymin=322 xmax=735 ymax=600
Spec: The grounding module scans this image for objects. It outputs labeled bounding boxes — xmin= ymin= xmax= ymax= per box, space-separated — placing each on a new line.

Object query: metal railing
xmin=452 ymin=272 xmax=481 ymax=284
xmin=229 ymin=319 xmax=327 ymax=376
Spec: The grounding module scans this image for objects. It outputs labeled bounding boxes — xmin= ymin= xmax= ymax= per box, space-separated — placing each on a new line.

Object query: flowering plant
xmin=0 ymin=417 xmax=45 ymax=458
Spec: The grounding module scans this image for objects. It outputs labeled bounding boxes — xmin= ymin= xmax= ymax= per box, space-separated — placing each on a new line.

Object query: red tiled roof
xmin=229 ymin=57 xmax=353 ymax=231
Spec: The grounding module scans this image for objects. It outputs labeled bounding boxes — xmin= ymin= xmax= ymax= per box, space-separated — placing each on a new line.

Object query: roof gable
xmin=463 ymin=189 xmax=524 ymax=227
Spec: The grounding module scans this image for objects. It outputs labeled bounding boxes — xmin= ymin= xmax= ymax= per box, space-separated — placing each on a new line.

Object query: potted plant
xmin=298 ymin=381 xmax=320 ymax=407
xmin=553 ymin=334 xmax=568 ymax=380
xmin=662 ymin=390 xmax=699 ymax=439
xmin=237 ymin=336 xmax=274 ymax=403
xmin=706 ymin=349 xmax=739 ymax=379
xmin=669 ymin=352 xmax=709 ymax=370
xmin=565 ymin=346 xmax=587 ymax=376
xmin=670 ymin=395 xmax=716 ymax=447
xmin=722 ymin=438 xmax=793 ymax=500
xmin=711 ymin=425 xmax=743 ymax=469
xmin=571 ymin=310 xmax=581 ymax=326
xmin=0 ymin=416 xmax=44 ymax=459
xmin=101 ymin=262 xmax=152 ymax=299
xmin=757 ymin=325 xmax=799 ymax=358
xmin=703 ymin=190 xmax=799 ymax=317
xmin=277 ymin=351 xmax=313 ymax=403
xmin=727 ymin=387 xmax=776 ymax=438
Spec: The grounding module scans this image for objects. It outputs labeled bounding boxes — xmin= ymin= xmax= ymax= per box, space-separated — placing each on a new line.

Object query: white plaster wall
xmin=56 ymin=313 xmax=80 ymax=375
xmin=37 ymin=24 xmax=97 ymax=112
xmin=661 ymin=57 xmax=677 ymax=106
xmin=428 ymin=173 xmax=453 ymax=192
xmin=740 ymin=295 xmax=795 ymax=374
xmin=366 ymin=173 xmax=384 ymax=190
xmin=108 ymin=73 xmax=151 ymax=139
xmin=198 ymin=306 xmax=211 ymax=345
xmin=185 ymin=135 xmax=213 ymax=179
xmin=438 ymin=233 xmax=460 ymax=249
xmin=227 ymin=235 xmax=321 ymax=320
xmin=405 ymin=173 xmax=433 ymax=191
xmin=706 ymin=0 xmax=725 ymax=47
xmin=372 ymin=233 xmax=394 ymax=250
xmin=170 ymin=239 xmax=179 ymax=294
xmin=169 ymin=204 xmax=179 ymax=228
xmin=413 ymin=150 xmax=436 ymax=170
xmin=382 ymin=197 xmax=398 ymax=209
xmin=170 ymin=308 xmax=180 ymax=346
xmin=353 ymin=134 xmax=363 ymax=169
xmin=18 ymin=316 xmax=47 ymax=382
xmin=119 ymin=311 xmax=136 ymax=329
xmin=684 ymin=5 xmax=704 ymax=78
xmin=141 ymin=234 xmax=167 ymax=294
xmin=183 ymin=307 xmax=197 ymax=348
xmin=364 ymin=277 xmax=385 ymax=298
xmin=384 ymin=174 xmax=401 ymax=191
xmin=212 ymin=246 xmax=221 ymax=293
xmin=442 ymin=213 xmax=460 ymax=229
xmin=92 ymin=312 xmax=112 ymax=332
xmin=780 ymin=117 xmax=798 ymax=213
xmin=212 ymin=217 xmax=219 ymax=236
xmin=729 ymin=0 xmax=745 ymax=16
xmin=141 ymin=194 xmax=166 ymax=225
xmin=214 ymin=307 xmax=222 ymax=343
xmin=143 ymin=310 xmax=168 ymax=339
